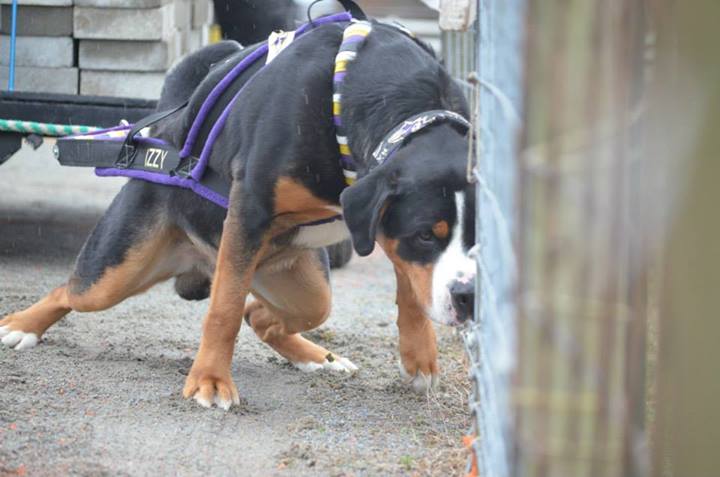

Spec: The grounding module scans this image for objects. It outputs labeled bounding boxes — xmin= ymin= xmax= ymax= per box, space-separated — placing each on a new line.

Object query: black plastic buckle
xmin=172 ymin=156 xmax=198 ymax=178
xmin=112 ymin=100 xmax=189 ymax=170
xmin=115 ymin=143 xmax=137 ymax=168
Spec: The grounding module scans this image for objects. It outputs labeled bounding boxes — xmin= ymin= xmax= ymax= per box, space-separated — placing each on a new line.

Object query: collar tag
xmin=266 ymin=30 xmax=296 ymax=64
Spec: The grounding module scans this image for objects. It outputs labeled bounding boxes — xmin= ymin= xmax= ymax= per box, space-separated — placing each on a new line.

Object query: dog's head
xmin=340 ymin=123 xmax=476 ymax=326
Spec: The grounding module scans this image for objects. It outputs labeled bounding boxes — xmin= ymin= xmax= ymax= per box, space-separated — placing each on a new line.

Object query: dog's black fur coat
xmin=71 ymin=21 xmax=474 ymax=299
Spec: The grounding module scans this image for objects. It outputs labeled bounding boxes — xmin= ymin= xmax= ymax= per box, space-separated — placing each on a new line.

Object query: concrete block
xmin=164 ymin=3 xmax=195 ymax=47
xmin=187 ymin=28 xmax=205 ymax=52
xmin=173 ymin=0 xmax=191 ymax=31
xmin=0 ymin=66 xmax=77 ymax=94
xmin=195 ymin=25 xmax=211 ymax=50
xmin=74 ymin=6 xmax=171 ymax=41
xmin=192 ymin=0 xmax=212 ymax=29
xmin=0 ymin=0 xmax=71 ymax=6
xmin=168 ymin=28 xmax=185 ymax=59
xmin=79 ymin=40 xmax=170 ymax=71
xmin=185 ymin=25 xmax=210 ymax=53
xmin=74 ymin=0 xmax=163 ymax=7
xmin=80 ymin=70 xmax=164 ymax=99
xmin=0 ymin=35 xmax=73 ymax=68
xmin=0 ymin=5 xmax=73 ymax=36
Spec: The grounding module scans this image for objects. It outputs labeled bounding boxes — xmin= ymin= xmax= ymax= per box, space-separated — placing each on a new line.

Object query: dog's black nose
xmin=450 ymin=280 xmax=474 ymax=322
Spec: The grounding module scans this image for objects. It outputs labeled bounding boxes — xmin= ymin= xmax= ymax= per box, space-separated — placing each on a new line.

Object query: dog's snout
xmin=450 ymin=280 xmax=474 ymax=322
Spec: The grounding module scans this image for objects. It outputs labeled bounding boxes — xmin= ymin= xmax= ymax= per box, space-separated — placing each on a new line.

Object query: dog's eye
xmin=416 ymin=230 xmax=435 ymax=245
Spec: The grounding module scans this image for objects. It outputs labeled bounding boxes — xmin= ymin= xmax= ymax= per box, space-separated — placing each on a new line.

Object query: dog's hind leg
xmin=245 ymin=248 xmax=358 ymax=373
xmin=0 ymin=225 xmax=193 ymax=349
xmin=1 ymin=182 xmax=198 ymax=349
xmin=0 ymin=286 xmax=71 ymax=350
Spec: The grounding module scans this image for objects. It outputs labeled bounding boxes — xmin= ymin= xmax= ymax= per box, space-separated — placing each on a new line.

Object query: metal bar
xmin=0 ymin=92 xmax=156 ymax=128
xmin=8 ymin=0 xmax=18 ymax=91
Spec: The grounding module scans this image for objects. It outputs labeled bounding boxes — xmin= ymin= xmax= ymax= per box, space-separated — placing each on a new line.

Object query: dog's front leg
xmin=183 ymin=211 xmax=264 ymax=410
xmin=378 ymin=238 xmax=440 ymax=394
xmin=394 ymin=267 xmax=440 ymax=394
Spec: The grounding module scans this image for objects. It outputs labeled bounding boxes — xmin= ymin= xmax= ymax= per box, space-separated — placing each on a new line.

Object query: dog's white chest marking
xmin=292 ymin=219 xmax=350 ymax=248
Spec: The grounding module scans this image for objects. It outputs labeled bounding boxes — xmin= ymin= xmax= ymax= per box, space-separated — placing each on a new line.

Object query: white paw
xmin=214 ymin=395 xmax=234 ymax=411
xmin=399 ymin=361 xmax=440 ymax=394
xmin=0 ymin=327 xmax=38 ymax=350
xmin=191 ymin=391 xmax=238 ymax=411
xmin=294 ymin=356 xmax=358 ymax=373
xmin=193 ymin=393 xmax=213 ymax=409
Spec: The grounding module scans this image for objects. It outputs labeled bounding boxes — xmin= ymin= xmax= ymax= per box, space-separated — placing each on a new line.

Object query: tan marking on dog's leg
xmin=378 ymin=237 xmax=440 ymax=393
xmin=269 ymin=177 xmax=343 ymax=236
xmin=245 ymin=301 xmax=332 ymax=369
xmin=184 ymin=179 xmax=350 ymax=409
xmin=182 ymin=213 xmax=263 ymax=410
xmin=0 ymin=286 xmax=71 ymax=350
xmin=273 ymin=177 xmax=336 ymax=215
xmin=1 ymin=227 xmax=191 ymax=350
xmin=246 ymin=250 xmax=357 ymax=373
xmin=67 ymin=228 xmax=190 ymax=312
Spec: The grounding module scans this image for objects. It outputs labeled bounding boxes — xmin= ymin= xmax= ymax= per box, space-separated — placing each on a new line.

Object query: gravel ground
xmin=0 ymin=142 xmax=469 ymax=476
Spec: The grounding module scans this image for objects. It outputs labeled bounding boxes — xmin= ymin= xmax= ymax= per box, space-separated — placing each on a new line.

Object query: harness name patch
xmin=144 ymin=148 xmax=168 ymax=170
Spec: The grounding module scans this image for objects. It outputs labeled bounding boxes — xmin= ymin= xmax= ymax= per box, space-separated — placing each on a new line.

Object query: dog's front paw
xmin=398 ymin=358 xmax=440 ymax=394
xmin=398 ymin=324 xmax=440 ymax=394
xmin=182 ymin=367 xmax=240 ymax=411
xmin=0 ymin=315 xmax=40 ymax=351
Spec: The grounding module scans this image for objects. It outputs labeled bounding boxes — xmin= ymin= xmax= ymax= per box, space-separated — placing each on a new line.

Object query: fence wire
xmin=443 ymin=0 xmax=526 ymax=475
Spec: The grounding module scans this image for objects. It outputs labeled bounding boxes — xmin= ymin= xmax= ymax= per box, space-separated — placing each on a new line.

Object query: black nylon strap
xmin=116 ymin=100 xmax=188 ymax=168
xmin=337 ymin=0 xmax=367 ymax=20
xmin=308 ymin=0 xmax=366 ymax=23
xmin=55 ymin=137 xmax=181 ymax=173
xmin=55 ymin=138 xmax=124 ymax=168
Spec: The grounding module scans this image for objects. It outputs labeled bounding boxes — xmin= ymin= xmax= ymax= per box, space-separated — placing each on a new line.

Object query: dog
xmin=212 ymin=0 xmax=295 ymax=46
xmin=0 ymin=19 xmax=476 ymax=409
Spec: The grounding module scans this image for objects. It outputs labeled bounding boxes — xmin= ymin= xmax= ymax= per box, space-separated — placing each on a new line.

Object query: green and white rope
xmin=0 ymin=118 xmax=101 ymax=136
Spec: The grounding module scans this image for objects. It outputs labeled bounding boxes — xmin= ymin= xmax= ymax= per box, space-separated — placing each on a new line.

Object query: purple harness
xmin=85 ymin=12 xmax=353 ymax=209
xmin=55 ymin=11 xmax=471 ymax=220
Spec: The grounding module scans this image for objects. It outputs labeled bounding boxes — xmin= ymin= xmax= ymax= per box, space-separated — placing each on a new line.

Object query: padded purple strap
xmin=96 ymin=12 xmax=353 ymax=211
xmin=96 ymin=167 xmax=229 ymax=208
xmin=178 ymin=45 xmax=268 ymax=159
xmin=179 ymin=11 xmax=352 ymax=162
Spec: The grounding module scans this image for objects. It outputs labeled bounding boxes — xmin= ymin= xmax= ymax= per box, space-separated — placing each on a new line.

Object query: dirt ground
xmin=0 ymin=142 xmax=469 ymax=476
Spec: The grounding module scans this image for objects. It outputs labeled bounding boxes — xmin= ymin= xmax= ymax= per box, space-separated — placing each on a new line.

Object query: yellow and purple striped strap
xmin=333 ymin=21 xmax=372 ymax=186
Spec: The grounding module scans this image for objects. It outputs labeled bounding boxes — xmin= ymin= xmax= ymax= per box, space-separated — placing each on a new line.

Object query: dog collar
xmin=371 ymin=110 xmax=471 ymax=166
xmin=333 ymin=23 xmax=470 ymax=184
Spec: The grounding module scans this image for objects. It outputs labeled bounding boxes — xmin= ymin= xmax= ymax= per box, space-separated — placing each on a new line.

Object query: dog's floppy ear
xmin=340 ymin=171 xmax=396 ymax=256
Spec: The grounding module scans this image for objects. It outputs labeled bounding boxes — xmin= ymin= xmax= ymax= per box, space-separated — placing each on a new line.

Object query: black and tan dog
xmin=0 ymin=20 xmax=476 ymax=409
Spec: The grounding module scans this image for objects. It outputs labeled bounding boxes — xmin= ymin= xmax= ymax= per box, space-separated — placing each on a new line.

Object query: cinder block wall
xmin=0 ymin=0 xmax=213 ymax=98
